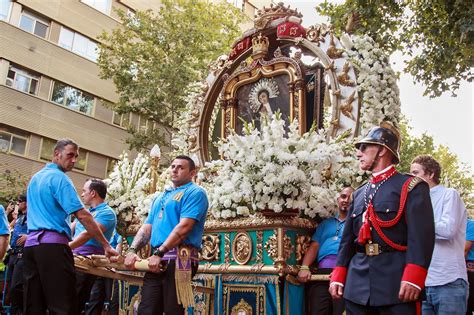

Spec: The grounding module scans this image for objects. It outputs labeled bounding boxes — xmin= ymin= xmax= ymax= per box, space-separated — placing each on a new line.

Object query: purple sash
xmin=318 ymin=254 xmax=338 ymax=269
xmin=162 ymin=247 xmax=199 ymax=263
xmin=73 ymin=245 xmax=104 ymax=255
xmin=24 ymin=230 xmax=69 ymax=247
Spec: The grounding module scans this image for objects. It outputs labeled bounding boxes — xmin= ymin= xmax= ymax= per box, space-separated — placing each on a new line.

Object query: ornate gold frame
xmin=220 ymin=56 xmax=306 ymax=137
xmin=231 ymin=231 xmax=253 ymax=265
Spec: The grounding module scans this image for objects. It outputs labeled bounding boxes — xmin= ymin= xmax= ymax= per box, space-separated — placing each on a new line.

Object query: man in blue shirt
xmin=69 ymin=178 xmax=117 ymax=314
xmin=0 ymin=204 xmax=10 ymax=260
xmin=298 ymin=186 xmax=354 ymax=315
xmin=24 ymin=138 xmax=118 ymax=315
xmin=5 ymin=193 xmax=28 ymax=315
xmin=123 ymin=155 xmax=209 ymax=314
xmin=465 ymin=219 xmax=474 ymax=315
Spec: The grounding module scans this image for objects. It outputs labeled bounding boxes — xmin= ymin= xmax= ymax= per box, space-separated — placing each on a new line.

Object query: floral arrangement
xmin=103 ymin=153 xmax=156 ymax=234
xmin=202 ymin=115 xmax=364 ymax=219
xmin=341 ymin=33 xmax=401 ymax=134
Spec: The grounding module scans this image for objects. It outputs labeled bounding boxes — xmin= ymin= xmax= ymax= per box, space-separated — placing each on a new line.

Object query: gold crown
xmin=255 ymin=2 xmax=302 ymax=20
xmin=251 ymin=33 xmax=269 ymax=60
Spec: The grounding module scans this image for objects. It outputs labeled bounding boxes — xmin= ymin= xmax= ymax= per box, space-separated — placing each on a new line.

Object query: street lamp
xmin=149 ymin=144 xmax=161 ymax=194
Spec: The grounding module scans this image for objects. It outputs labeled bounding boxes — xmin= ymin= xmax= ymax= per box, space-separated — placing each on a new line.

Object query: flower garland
xmin=341 ymin=33 xmax=401 ymax=134
xmin=103 ymin=153 xmax=156 ymax=233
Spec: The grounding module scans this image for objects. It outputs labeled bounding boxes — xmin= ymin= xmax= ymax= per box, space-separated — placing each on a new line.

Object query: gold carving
xmin=337 ymin=62 xmax=356 ymax=86
xmin=264 ymin=231 xmax=278 ymax=261
xmin=254 ymin=2 xmax=302 ymax=30
xmin=201 ymin=234 xmax=220 ymax=261
xmin=204 ymin=212 xmax=316 ymax=231
xmin=306 ymin=24 xmax=330 ymax=44
xmin=326 ymin=33 xmax=345 ymax=59
xmin=251 ymin=33 xmax=269 ymax=60
xmin=224 ymin=233 xmax=231 ymax=263
xmin=345 ymin=12 xmax=360 ymax=34
xmin=296 ymin=235 xmax=311 ymax=263
xmin=256 ymin=231 xmax=263 ymax=264
xmin=231 ymin=299 xmax=253 ymax=315
xmin=340 ymin=90 xmax=357 ymax=121
xmin=232 ymin=232 xmax=252 ymax=265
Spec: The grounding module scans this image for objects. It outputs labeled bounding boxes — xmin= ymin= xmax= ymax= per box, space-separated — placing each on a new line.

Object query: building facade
xmin=0 ymin=0 xmax=270 ymax=193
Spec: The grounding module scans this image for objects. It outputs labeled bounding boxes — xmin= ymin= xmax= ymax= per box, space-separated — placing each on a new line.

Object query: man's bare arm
xmin=69 ymin=222 xmax=107 ymax=250
xmin=158 ymin=218 xmax=196 ymax=251
xmin=0 ymin=235 xmax=8 ymax=260
xmin=129 ymin=224 xmax=152 ymax=251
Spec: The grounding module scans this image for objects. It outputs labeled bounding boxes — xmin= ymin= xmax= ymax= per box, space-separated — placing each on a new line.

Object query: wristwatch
xmin=153 ymin=248 xmax=165 ymax=258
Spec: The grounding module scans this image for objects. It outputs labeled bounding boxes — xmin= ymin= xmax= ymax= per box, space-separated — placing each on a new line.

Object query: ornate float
xmin=75 ymin=2 xmax=402 ymax=314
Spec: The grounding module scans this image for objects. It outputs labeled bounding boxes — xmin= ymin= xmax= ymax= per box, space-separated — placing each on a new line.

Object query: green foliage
xmin=97 ymin=0 xmax=245 ymax=151
xmin=0 ymin=164 xmax=28 ymax=207
xmin=317 ymin=0 xmax=473 ymax=97
xmin=398 ymin=120 xmax=473 ymax=208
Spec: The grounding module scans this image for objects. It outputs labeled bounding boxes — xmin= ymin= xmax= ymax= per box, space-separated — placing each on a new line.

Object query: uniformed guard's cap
xmin=355 ymin=121 xmax=401 ymax=163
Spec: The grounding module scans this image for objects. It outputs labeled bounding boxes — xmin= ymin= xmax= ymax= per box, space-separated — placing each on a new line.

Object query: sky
xmin=282 ymin=0 xmax=473 ymax=168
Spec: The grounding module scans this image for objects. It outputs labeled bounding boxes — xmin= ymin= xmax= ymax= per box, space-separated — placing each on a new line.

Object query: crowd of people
xmin=0 ymin=121 xmax=471 ymax=315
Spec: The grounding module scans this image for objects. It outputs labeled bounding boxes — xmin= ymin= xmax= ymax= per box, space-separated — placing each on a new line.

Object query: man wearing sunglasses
xmin=329 ymin=122 xmax=435 ymax=314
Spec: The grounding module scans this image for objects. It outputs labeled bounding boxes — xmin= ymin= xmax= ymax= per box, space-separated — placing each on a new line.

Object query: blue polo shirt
xmin=73 ymin=202 xmax=116 ymax=249
xmin=145 ymin=182 xmax=208 ymax=248
xmin=466 ymin=219 xmax=474 ymax=261
xmin=10 ymin=213 xmax=27 ymax=247
xmin=312 ymin=216 xmax=345 ymax=262
xmin=27 ymin=163 xmax=84 ymax=239
xmin=110 ymin=229 xmax=122 ymax=249
xmin=0 ymin=206 xmax=9 ymax=236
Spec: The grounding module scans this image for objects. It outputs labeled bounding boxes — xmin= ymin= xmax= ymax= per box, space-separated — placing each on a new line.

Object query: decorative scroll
xmin=224 ymin=233 xmax=231 ymax=263
xmin=296 ymin=235 xmax=311 ymax=263
xmin=232 ymin=232 xmax=252 ymax=265
xmin=201 ymin=234 xmax=221 ymax=261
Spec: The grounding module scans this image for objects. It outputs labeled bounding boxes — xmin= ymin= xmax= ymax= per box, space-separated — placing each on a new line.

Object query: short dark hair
xmin=54 ymin=138 xmax=78 ymax=153
xmin=173 ymin=155 xmax=196 ymax=171
xmin=411 ymin=155 xmax=441 ymax=184
xmin=17 ymin=193 xmax=27 ymax=202
xmin=86 ymin=178 xmax=107 ymax=199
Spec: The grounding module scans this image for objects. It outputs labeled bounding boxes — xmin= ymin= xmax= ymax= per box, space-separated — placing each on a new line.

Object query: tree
xmin=0 ymin=164 xmax=28 ymax=207
xmin=97 ymin=0 xmax=245 ymax=151
xmin=398 ymin=120 xmax=473 ymax=208
xmin=317 ymin=0 xmax=473 ymax=98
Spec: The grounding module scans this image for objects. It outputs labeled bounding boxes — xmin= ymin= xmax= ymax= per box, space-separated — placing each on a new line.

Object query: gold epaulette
xmin=408 ymin=176 xmax=424 ymax=192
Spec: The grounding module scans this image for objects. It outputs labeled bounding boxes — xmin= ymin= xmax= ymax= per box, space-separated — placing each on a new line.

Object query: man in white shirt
xmin=411 ymin=155 xmax=468 ymax=315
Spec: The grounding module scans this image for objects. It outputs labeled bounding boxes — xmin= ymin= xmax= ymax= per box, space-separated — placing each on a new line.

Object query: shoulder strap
xmin=407 ymin=176 xmax=424 ymax=192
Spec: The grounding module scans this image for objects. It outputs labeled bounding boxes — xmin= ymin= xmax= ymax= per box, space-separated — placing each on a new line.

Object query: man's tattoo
xmin=130 ymin=228 xmax=150 ymax=251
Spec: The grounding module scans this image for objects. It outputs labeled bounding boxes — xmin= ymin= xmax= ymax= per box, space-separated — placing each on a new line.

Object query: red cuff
xmin=401 ymin=264 xmax=428 ymax=289
xmin=330 ymin=266 xmax=347 ymax=284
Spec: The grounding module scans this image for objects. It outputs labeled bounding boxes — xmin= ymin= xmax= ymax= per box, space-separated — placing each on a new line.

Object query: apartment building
xmin=0 ymin=0 xmax=269 ymax=191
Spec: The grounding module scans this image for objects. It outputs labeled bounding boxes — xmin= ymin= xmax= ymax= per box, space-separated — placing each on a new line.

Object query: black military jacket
xmin=336 ymin=172 xmax=435 ymax=306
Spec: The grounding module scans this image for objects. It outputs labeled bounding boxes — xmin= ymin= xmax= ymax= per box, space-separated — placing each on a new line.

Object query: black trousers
xmin=345 ymin=299 xmax=418 ymax=315
xmin=137 ymin=260 xmax=198 ymax=315
xmin=6 ymin=253 xmax=24 ymax=315
xmin=306 ymin=280 xmax=345 ymax=315
xmin=23 ymin=244 xmax=78 ymax=315
xmin=85 ymin=277 xmax=118 ymax=315
xmin=467 ymin=271 xmax=474 ymax=315
xmin=75 ymin=271 xmax=97 ymax=314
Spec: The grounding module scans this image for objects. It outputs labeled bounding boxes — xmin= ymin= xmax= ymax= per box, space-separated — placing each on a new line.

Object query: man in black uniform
xmin=329 ymin=122 xmax=435 ymax=314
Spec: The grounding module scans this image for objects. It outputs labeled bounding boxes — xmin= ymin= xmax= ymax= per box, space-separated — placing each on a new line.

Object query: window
xmin=19 ymin=11 xmax=49 ymax=38
xmin=81 ymin=0 xmax=111 ymax=14
xmin=106 ymin=158 xmax=117 ymax=176
xmin=0 ymin=128 xmax=28 ymax=156
xmin=40 ymin=138 xmax=88 ymax=171
xmin=112 ymin=112 xmax=132 ymax=128
xmin=58 ymin=27 xmax=98 ymax=62
xmin=138 ymin=115 xmax=156 ymax=133
xmin=6 ymin=66 xmax=40 ymax=95
xmin=226 ymin=0 xmax=244 ymax=10
xmin=51 ymin=81 xmax=94 ymax=115
xmin=0 ymin=0 xmax=11 ymax=21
